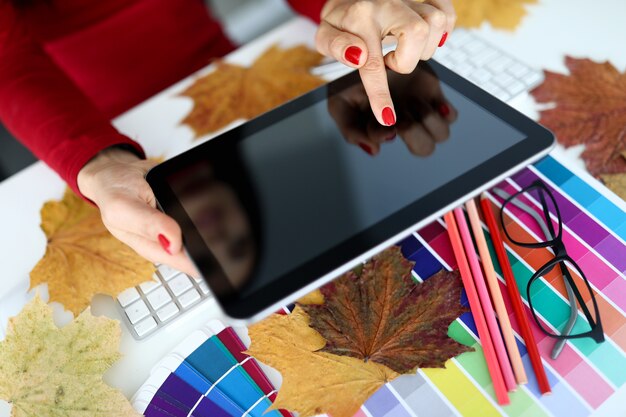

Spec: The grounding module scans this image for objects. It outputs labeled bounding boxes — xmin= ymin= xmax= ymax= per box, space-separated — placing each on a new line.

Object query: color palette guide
xmin=132 ymin=320 xmax=292 ymax=417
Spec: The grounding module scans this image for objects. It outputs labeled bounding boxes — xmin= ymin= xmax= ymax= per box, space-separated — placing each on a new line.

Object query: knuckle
xmin=361 ymin=54 xmax=385 ymax=74
xmin=343 ymin=1 xmax=375 ymax=26
xmin=427 ymin=10 xmax=446 ymax=29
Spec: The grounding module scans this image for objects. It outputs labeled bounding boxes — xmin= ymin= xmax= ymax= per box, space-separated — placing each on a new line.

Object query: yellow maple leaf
xmin=246 ymin=307 xmax=398 ymax=417
xmin=0 ymin=296 xmax=140 ymax=417
xmin=180 ymin=44 xmax=325 ymax=138
xmin=452 ymin=0 xmax=537 ymax=30
xmin=30 ymin=188 xmax=155 ymax=315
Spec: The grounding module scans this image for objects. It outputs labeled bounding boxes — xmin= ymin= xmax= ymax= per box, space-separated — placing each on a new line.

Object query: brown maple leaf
xmin=300 ymin=246 xmax=471 ymax=374
xmin=451 ymin=0 xmax=537 ymax=30
xmin=180 ymin=45 xmax=325 ymax=138
xmin=601 ymin=152 xmax=626 ymax=200
xmin=531 ymin=57 xmax=626 ymax=177
xmin=30 ymin=189 xmax=155 ymax=315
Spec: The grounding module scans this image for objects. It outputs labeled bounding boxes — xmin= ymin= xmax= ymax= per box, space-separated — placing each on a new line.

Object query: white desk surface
xmin=1 ymin=1 xmax=626 ymax=415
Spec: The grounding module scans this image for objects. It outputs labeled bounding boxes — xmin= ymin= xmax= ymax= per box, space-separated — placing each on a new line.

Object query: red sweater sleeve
xmin=287 ymin=0 xmax=327 ymax=23
xmin=0 ymin=1 xmax=145 ymax=196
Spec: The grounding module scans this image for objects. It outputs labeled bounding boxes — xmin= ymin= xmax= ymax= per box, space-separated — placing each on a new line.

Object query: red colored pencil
xmin=480 ymin=194 xmax=552 ymax=395
xmin=444 ymin=211 xmax=510 ymax=405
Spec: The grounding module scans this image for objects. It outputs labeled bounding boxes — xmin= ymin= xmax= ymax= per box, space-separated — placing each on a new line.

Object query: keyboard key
xmin=464 ymin=40 xmax=486 ymax=55
xmin=471 ymin=48 xmax=499 ymax=67
xmin=508 ymin=62 xmax=529 ymax=78
xmin=198 ymin=281 xmax=211 ymax=295
xmin=453 ymin=63 xmax=474 ymax=77
xmin=158 ymin=264 xmax=180 ymax=281
xmin=139 ymin=275 xmax=161 ymax=294
xmin=488 ymin=56 xmax=513 ymax=73
xmin=191 ymin=274 xmax=203 ymax=283
xmin=522 ymin=71 xmax=543 ymax=87
xmin=506 ymin=80 xmax=526 ymax=96
xmin=117 ymin=287 xmax=140 ymax=307
xmin=146 ymin=286 xmax=172 ymax=310
xmin=179 ymin=289 xmax=201 ymax=308
xmin=469 ymin=68 xmax=492 ymax=84
xmin=126 ymin=299 xmax=150 ymax=324
xmin=157 ymin=302 xmax=179 ymax=322
xmin=134 ymin=317 xmax=157 ymax=337
xmin=493 ymin=72 xmax=514 ymax=88
xmin=168 ymin=274 xmax=193 ymax=296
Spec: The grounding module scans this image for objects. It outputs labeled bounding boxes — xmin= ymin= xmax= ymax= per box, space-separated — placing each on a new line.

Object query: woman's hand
xmin=77 ymin=147 xmax=197 ymax=276
xmin=316 ymin=0 xmax=456 ymax=126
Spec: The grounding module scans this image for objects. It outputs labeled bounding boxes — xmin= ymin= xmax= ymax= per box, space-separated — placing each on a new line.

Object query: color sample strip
xmin=410 ymin=230 xmax=594 ymax=415
xmin=509 ymin=166 xmax=626 ymax=273
xmin=182 ymin=335 xmax=280 ymax=417
xmin=389 ymin=371 xmax=458 ymax=417
xmin=534 ymin=156 xmax=626 ymax=239
xmin=420 ymin=218 xmax=625 ymax=394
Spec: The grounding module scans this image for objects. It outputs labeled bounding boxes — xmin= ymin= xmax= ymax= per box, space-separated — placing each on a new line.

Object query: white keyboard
xmin=434 ymin=29 xmax=543 ymax=102
xmin=116 ymin=264 xmax=212 ymax=340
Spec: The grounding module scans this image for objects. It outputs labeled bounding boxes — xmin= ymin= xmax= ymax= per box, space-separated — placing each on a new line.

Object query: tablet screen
xmin=162 ymin=63 xmax=529 ymax=306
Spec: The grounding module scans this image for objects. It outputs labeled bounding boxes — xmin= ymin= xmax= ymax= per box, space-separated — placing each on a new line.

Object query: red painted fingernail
xmin=438 ymin=32 xmax=448 ymax=47
xmin=158 ymin=234 xmax=171 ymax=255
xmin=438 ymin=103 xmax=451 ymax=117
xmin=345 ymin=46 xmax=362 ymax=66
xmin=358 ymin=143 xmax=373 ymax=155
xmin=382 ymin=107 xmax=396 ymax=126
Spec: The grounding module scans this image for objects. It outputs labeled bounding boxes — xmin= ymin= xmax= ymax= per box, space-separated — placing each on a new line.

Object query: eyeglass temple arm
xmin=491 ymin=188 xmax=577 ymax=358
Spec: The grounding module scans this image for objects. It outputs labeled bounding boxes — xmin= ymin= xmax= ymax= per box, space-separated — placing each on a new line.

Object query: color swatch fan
xmin=132 ymin=321 xmax=291 ymax=417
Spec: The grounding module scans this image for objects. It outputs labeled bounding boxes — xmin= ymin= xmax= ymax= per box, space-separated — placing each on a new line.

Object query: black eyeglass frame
xmin=499 ymin=180 xmax=604 ymax=343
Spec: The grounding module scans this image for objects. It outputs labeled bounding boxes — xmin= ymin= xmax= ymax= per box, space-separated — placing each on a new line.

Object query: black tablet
xmin=147 ymin=60 xmax=554 ymax=321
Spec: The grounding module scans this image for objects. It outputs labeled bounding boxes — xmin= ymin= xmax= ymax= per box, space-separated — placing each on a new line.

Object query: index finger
xmin=358 ymin=35 xmax=396 ymax=126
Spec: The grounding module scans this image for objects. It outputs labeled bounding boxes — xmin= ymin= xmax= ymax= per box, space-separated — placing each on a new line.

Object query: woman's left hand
xmin=316 ymin=0 xmax=456 ymax=126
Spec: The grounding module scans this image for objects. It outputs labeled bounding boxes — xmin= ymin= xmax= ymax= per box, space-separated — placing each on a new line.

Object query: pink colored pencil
xmin=465 ymin=200 xmax=527 ymax=386
xmin=454 ymin=207 xmax=517 ymax=392
xmin=444 ymin=211 xmax=510 ymax=405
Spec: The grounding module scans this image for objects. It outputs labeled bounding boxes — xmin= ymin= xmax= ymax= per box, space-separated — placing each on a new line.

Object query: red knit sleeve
xmin=0 ymin=1 xmax=145 ymax=197
xmin=286 ymin=0 xmax=327 ymax=24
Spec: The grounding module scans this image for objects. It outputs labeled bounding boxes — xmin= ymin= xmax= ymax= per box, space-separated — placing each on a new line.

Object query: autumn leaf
xmin=451 ymin=0 xmax=537 ymax=30
xmin=30 ymin=188 xmax=155 ymax=315
xmin=301 ymin=246 xmax=471 ymax=373
xmin=531 ymin=57 xmax=626 ymax=177
xmin=181 ymin=44 xmax=325 ymax=138
xmin=0 ymin=296 xmax=139 ymax=417
xmin=247 ymin=306 xmax=398 ymax=417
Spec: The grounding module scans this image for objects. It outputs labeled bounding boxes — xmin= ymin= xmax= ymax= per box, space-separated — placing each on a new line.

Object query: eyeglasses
xmin=494 ymin=180 xmax=604 ymax=356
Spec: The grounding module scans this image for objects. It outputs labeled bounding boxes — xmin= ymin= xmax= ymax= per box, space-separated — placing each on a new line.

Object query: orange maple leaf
xmin=180 ymin=45 xmax=325 ymax=138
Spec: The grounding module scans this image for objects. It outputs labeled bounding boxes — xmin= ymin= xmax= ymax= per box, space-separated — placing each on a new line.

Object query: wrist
xmin=77 ymin=146 xmax=140 ymax=201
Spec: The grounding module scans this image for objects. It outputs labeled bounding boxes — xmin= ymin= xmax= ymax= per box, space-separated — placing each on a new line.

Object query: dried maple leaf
xmin=451 ymin=0 xmax=537 ymax=30
xmin=30 ymin=189 xmax=155 ymax=315
xmin=531 ymin=57 xmax=626 ymax=177
xmin=181 ymin=44 xmax=325 ymax=138
xmin=300 ymin=246 xmax=471 ymax=374
xmin=0 ymin=296 xmax=139 ymax=417
xmin=247 ymin=306 xmax=398 ymax=417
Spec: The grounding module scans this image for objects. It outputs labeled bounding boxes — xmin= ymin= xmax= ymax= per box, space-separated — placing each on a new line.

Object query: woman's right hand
xmin=77 ymin=147 xmax=198 ymax=276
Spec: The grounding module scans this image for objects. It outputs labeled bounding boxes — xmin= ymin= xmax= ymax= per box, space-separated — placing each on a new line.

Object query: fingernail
xmin=438 ymin=32 xmax=448 ymax=47
xmin=382 ymin=107 xmax=396 ymax=126
xmin=158 ymin=233 xmax=171 ymax=255
xmin=345 ymin=46 xmax=362 ymax=66
xmin=438 ymin=103 xmax=450 ymax=117
xmin=358 ymin=143 xmax=374 ymax=155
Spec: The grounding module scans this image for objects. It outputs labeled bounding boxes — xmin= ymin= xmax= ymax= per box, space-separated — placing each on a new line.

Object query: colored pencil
xmin=466 ymin=199 xmax=528 ymax=385
xmin=454 ymin=207 xmax=517 ymax=392
xmin=480 ymin=194 xmax=552 ymax=395
xmin=443 ymin=211 xmax=510 ymax=405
